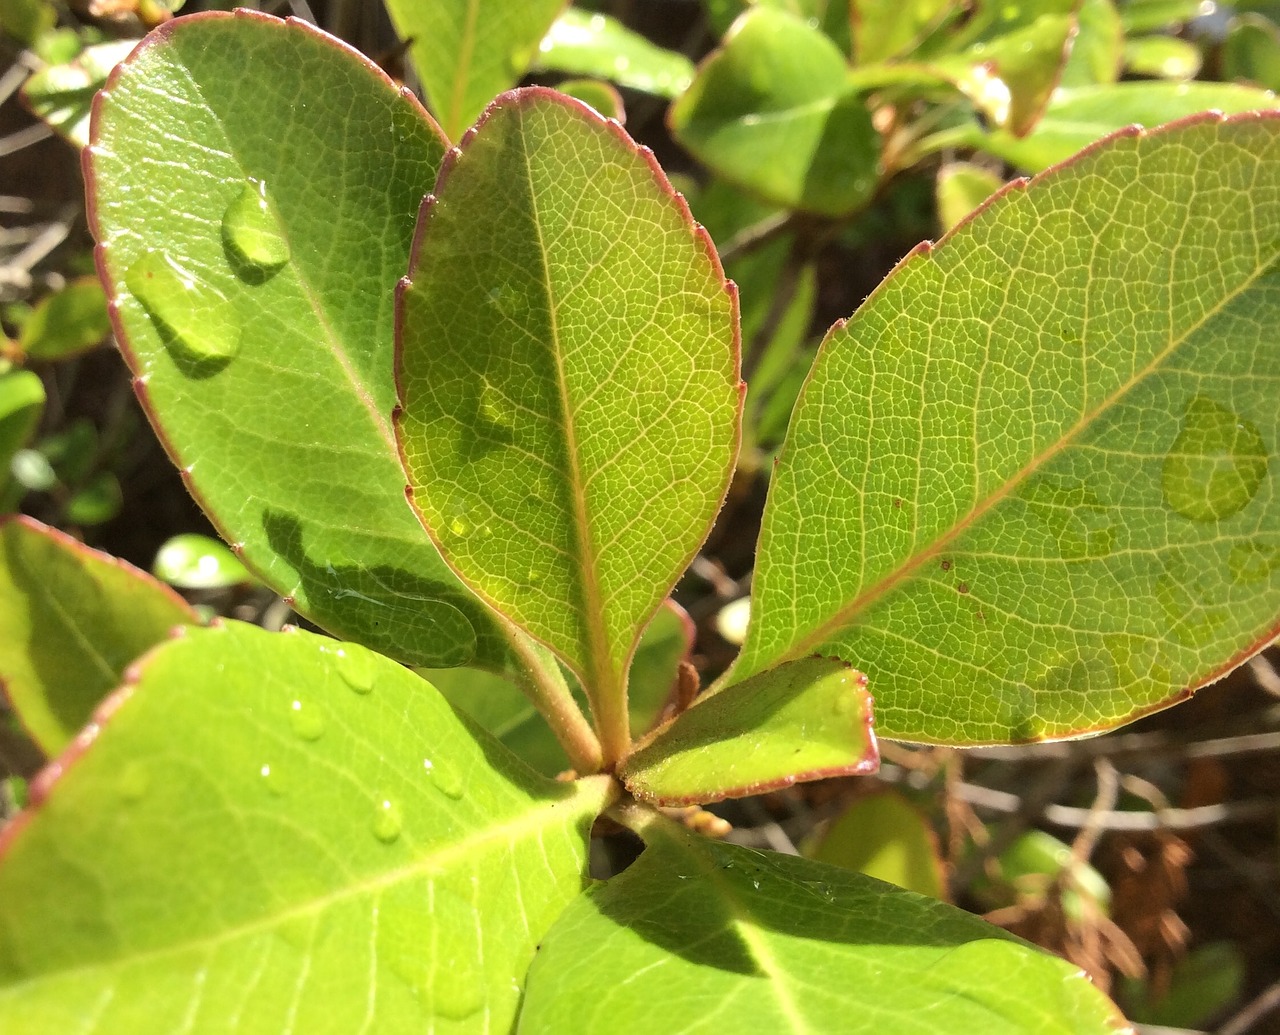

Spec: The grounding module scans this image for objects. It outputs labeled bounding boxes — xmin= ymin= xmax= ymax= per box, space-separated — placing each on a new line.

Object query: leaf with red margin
xmin=734 ymin=112 xmax=1280 ymax=745
xmin=395 ymin=88 xmax=742 ymax=763
xmin=619 ymin=656 xmax=877 ymax=806
xmin=0 ymin=621 xmax=615 ymax=1031
xmin=0 ymin=515 xmax=196 ymax=756
xmin=86 ymin=11 xmax=504 ymax=669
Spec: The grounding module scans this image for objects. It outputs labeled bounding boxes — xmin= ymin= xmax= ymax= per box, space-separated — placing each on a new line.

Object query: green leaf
xmin=431 ymin=600 xmax=695 ymax=778
xmin=519 ymin=822 xmax=1125 ymax=1034
xmin=18 ymin=278 xmax=112 ymax=360
xmin=64 ymin=470 xmax=122 ymax=525
xmin=396 ymin=89 xmax=740 ymax=760
xmin=620 ymin=656 xmax=877 ymax=805
xmin=670 ymin=9 xmax=880 ymax=216
xmin=1118 ymin=0 xmax=1204 ymax=33
xmin=553 ymin=78 xmax=625 ymax=122
xmin=0 ymin=371 xmax=44 ymax=482
xmin=936 ymin=161 xmax=1003 ymax=232
xmin=850 ymin=0 xmax=955 ymax=65
xmin=0 ymin=0 xmax=54 ymax=47
xmin=973 ymin=829 xmax=1110 ymax=921
xmin=0 ymin=621 xmax=614 ymax=1030
xmin=383 ymin=0 xmax=566 ymax=140
xmin=1121 ymin=942 xmax=1244 ymax=1027
xmin=1225 ymin=14 xmax=1280 ymax=92
xmin=805 ymin=790 xmax=945 ymax=898
xmin=1123 ymin=34 xmax=1201 ymax=80
xmin=736 ymin=114 xmax=1280 ymax=744
xmin=957 ymin=81 xmax=1280 ymax=172
xmin=152 ymin=532 xmax=253 ymax=589
xmin=1058 ymin=0 xmax=1124 ymax=88
xmin=21 ymin=39 xmax=135 ymax=148
xmin=533 ymin=9 xmax=695 ymax=99
xmin=0 ymin=515 xmax=196 ymax=756
xmin=927 ymin=0 xmax=1078 ymax=137
xmin=88 ymin=12 xmax=501 ymax=668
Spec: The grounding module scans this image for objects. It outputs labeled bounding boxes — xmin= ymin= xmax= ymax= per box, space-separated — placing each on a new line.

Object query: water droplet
xmin=117 ymin=761 xmax=150 ymax=802
xmin=1162 ymin=395 xmax=1268 ymax=522
xmin=423 ymin=887 xmax=485 ymax=1019
xmin=1228 ymin=541 xmax=1280 ymax=584
xmin=288 ymin=699 xmax=325 ymax=741
xmin=259 ymin=763 xmax=284 ymax=796
xmin=371 ymin=797 xmax=403 ymax=843
xmin=221 ymin=179 xmax=290 ymax=273
xmin=125 ymin=251 xmax=241 ymax=363
xmin=332 ymin=642 xmax=376 ymax=694
xmin=426 ymin=761 xmax=464 ymax=800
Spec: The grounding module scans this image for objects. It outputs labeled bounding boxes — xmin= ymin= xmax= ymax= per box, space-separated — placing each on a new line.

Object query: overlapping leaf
xmin=0 ymin=621 xmax=613 ymax=1031
xmin=382 ymin=0 xmax=566 ymax=140
xmin=396 ymin=89 xmax=740 ymax=759
xmin=533 ymin=9 xmax=694 ymax=99
xmin=736 ymin=114 xmax=1280 ymax=744
xmin=88 ymin=12 xmax=502 ymax=667
xmin=0 ymin=516 xmax=196 ymax=755
xmin=620 ymin=656 xmax=877 ymax=805
xmin=518 ymin=823 xmax=1124 ymax=1033
xmin=670 ymin=9 xmax=880 ymax=216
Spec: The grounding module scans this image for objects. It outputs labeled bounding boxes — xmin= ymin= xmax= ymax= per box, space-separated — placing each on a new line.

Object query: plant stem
xmin=502 ymin=621 xmax=603 ymax=774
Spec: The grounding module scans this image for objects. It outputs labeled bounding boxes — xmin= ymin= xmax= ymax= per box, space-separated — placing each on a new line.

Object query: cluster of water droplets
xmin=125 ymin=177 xmax=290 ymax=364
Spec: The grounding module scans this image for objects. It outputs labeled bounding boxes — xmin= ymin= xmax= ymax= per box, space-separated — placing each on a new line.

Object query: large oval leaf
xmin=736 ymin=113 xmax=1280 ymax=743
xmin=396 ymin=88 xmax=741 ymax=759
xmin=518 ymin=822 xmax=1124 ymax=1033
xmin=0 ymin=621 xmax=613 ymax=1031
xmin=87 ymin=11 xmax=501 ymax=668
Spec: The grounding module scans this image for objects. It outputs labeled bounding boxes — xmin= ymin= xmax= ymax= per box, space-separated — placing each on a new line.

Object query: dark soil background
xmin=3 ymin=1 xmax=1279 ymax=1031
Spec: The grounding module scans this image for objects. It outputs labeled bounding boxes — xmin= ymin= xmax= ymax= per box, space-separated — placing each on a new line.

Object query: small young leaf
xmin=0 ymin=622 xmax=614 ymax=1031
xmin=0 ymin=515 xmax=196 ymax=755
xmin=396 ymin=88 xmax=740 ymax=760
xmin=519 ymin=823 xmax=1125 ymax=1033
xmin=936 ymin=161 xmax=1003 ymax=232
xmin=18 ymin=278 xmax=112 ymax=360
xmin=151 ymin=532 xmax=252 ymax=589
xmin=1057 ymin=0 xmax=1124 ymax=88
xmin=620 ymin=656 xmax=877 ymax=806
xmin=0 ymin=371 xmax=44 ymax=482
xmin=382 ymin=0 xmax=566 ymax=140
xmin=533 ymin=8 xmax=695 ymax=99
xmin=21 ymin=39 xmax=136 ymax=148
xmin=88 ymin=12 xmax=502 ymax=668
xmin=670 ymin=9 xmax=880 ymax=216
xmin=805 ymin=790 xmax=946 ymax=898
xmin=737 ymin=114 xmax=1280 ymax=744
xmin=1224 ymin=14 xmax=1280 ymax=92
xmin=1123 ymin=34 xmax=1201 ymax=80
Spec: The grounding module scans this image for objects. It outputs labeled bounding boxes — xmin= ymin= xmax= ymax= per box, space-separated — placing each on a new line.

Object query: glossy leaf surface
xmin=1123 ymin=34 xmax=1201 ymax=80
xmin=533 ymin=9 xmax=695 ymax=98
xmin=383 ymin=0 xmax=566 ymax=139
xmin=152 ymin=532 xmax=253 ymax=589
xmin=0 ymin=622 xmax=613 ymax=1031
xmin=670 ymin=9 xmax=880 ymax=216
xmin=0 ymin=516 xmax=195 ymax=755
xmin=88 ymin=12 xmax=502 ymax=668
xmin=850 ymin=0 xmax=954 ymax=64
xmin=518 ymin=824 xmax=1124 ymax=1033
xmin=396 ymin=89 xmax=740 ymax=757
xmin=22 ymin=39 xmax=135 ymax=148
xmin=964 ymin=81 xmax=1280 ymax=171
xmin=621 ymin=656 xmax=877 ymax=805
xmin=738 ymin=114 xmax=1280 ymax=744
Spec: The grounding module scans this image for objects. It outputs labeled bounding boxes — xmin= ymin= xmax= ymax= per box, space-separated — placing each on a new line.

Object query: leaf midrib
xmin=772 ymin=236 xmax=1280 ymax=668
xmin=0 ymin=776 xmax=612 ymax=1000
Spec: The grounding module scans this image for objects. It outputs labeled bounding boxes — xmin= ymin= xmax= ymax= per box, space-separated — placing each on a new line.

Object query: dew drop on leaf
xmin=332 ymin=642 xmax=376 ymax=694
xmin=258 ymin=763 xmax=284 ymax=796
xmin=125 ymin=250 xmax=241 ymax=362
xmin=221 ymin=178 xmax=290 ymax=273
xmin=288 ymin=698 xmax=325 ymax=741
xmin=426 ymin=760 xmax=464 ymax=800
xmin=1162 ymin=395 xmax=1269 ymax=522
xmin=371 ymin=797 xmax=402 ymax=843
